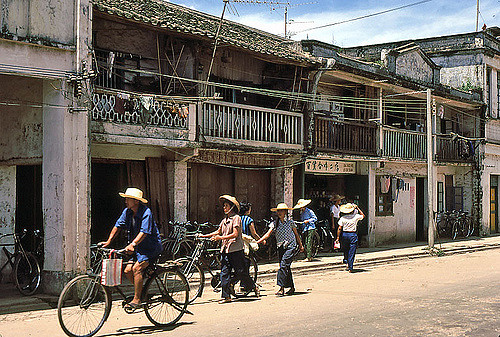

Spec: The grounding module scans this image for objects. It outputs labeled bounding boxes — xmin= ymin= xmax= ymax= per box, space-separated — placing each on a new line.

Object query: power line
xmin=292 ymin=0 xmax=432 ymax=35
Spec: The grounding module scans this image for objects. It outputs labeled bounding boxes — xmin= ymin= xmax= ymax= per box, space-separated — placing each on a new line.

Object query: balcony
xmin=383 ymin=127 xmax=426 ymax=160
xmin=315 ymin=115 xmax=378 ymax=156
xmin=91 ymin=88 xmax=194 ymax=145
xmin=435 ymin=135 xmax=475 ymax=162
xmin=198 ymin=101 xmax=303 ymax=150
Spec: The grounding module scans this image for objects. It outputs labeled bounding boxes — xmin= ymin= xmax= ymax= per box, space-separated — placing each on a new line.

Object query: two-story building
xmin=341 ymin=27 xmax=500 ymax=236
xmin=0 ymin=1 xmax=93 ymax=292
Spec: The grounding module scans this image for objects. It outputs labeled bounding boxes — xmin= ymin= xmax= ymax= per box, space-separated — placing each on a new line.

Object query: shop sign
xmin=305 ymin=159 xmax=356 ymax=174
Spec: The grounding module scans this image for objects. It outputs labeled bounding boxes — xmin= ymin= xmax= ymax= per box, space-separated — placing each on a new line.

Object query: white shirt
xmin=330 ymin=204 xmax=340 ymax=219
xmin=338 ymin=213 xmax=364 ymax=232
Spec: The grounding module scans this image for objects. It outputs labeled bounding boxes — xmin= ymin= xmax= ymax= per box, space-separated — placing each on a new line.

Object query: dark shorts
xmin=135 ymin=243 xmax=162 ymax=263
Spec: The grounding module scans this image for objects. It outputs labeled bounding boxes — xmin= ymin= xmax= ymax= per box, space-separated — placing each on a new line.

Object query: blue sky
xmin=173 ymin=0 xmax=499 ymax=46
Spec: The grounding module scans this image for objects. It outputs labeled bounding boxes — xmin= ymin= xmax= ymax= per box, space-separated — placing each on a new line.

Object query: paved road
xmin=1 ymin=249 xmax=499 ymax=337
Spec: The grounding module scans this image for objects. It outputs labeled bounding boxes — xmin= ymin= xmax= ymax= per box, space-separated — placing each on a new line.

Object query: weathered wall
xmin=395 ymin=50 xmax=434 ymax=83
xmin=1 ymin=0 xmax=75 ymax=45
xmin=436 ymin=165 xmax=474 ymax=214
xmin=0 ymin=75 xmax=43 ymax=163
xmin=369 ymin=162 xmax=427 ymax=246
xmin=482 ymin=143 xmax=500 ymax=234
xmin=439 ymin=65 xmax=484 ymax=90
xmin=0 ymin=165 xmax=15 ymax=280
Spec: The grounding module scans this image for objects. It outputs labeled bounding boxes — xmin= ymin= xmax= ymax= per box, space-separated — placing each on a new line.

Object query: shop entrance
xmin=304 ymin=174 xmax=369 ymax=237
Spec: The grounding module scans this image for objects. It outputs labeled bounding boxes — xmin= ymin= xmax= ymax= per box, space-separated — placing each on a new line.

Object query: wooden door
xmin=189 ymin=163 xmax=234 ymax=224
xmin=235 ymin=169 xmax=271 ymax=221
xmin=146 ymin=157 xmax=169 ymax=237
xmin=491 ymin=187 xmax=498 ymax=233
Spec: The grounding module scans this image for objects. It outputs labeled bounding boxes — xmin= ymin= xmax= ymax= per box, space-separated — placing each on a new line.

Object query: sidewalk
xmin=1 ymin=235 xmax=499 ymax=316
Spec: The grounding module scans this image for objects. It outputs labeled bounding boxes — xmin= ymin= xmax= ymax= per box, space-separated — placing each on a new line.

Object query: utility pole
xmin=476 ymin=0 xmax=480 ymax=31
xmin=426 ymin=88 xmax=435 ymax=248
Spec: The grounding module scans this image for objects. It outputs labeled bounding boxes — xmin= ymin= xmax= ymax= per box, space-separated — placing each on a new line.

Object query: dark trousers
xmin=277 ymin=245 xmax=296 ymax=289
xmin=341 ymin=232 xmax=358 ymax=271
xmin=220 ymin=250 xmax=255 ymax=298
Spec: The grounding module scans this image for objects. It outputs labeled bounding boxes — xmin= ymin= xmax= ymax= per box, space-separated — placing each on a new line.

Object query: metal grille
xmin=91 ymin=92 xmax=188 ymax=129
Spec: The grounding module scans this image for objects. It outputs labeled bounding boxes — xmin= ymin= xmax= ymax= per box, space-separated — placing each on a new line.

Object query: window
xmin=437 ymin=182 xmax=444 ymax=213
xmin=376 ymin=176 xmax=393 ymax=216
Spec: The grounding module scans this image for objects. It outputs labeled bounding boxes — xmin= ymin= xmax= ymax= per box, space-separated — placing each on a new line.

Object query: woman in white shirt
xmin=334 ymin=203 xmax=364 ymax=273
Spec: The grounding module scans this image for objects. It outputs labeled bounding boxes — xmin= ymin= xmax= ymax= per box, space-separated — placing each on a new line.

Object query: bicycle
xmin=295 ymin=221 xmax=320 ymax=259
xmin=436 ymin=210 xmax=474 ymax=240
xmin=57 ymin=246 xmax=190 ymax=337
xmin=316 ymin=219 xmax=335 ymax=252
xmin=176 ymin=236 xmax=258 ymax=303
xmin=158 ymin=221 xmax=202 ymax=262
xmin=254 ymin=219 xmax=277 ymax=261
xmin=0 ymin=230 xmax=41 ymax=295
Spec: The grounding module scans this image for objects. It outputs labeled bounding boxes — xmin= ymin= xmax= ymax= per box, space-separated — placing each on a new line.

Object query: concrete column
xmin=42 ymin=80 xmax=90 ymax=294
xmin=272 ymin=168 xmax=294 ymax=208
xmin=0 ymin=166 xmax=16 ymax=277
xmin=368 ymin=162 xmax=376 ymax=247
xmin=167 ymin=161 xmax=188 ymax=222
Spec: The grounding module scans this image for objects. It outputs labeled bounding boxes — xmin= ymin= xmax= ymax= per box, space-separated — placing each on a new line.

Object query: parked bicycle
xmin=316 ymin=219 xmax=335 ymax=252
xmin=57 ymin=246 xmax=190 ymax=337
xmin=176 ymin=236 xmax=258 ymax=303
xmin=254 ymin=219 xmax=277 ymax=261
xmin=0 ymin=229 xmax=41 ymax=295
xmin=435 ymin=210 xmax=474 ymax=240
xmin=158 ymin=221 xmax=199 ymax=261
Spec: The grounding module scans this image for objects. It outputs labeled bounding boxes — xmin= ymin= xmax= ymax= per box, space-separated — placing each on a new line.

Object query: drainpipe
xmin=75 ymin=0 xmax=81 ymax=73
xmin=426 ymin=88 xmax=435 ymax=248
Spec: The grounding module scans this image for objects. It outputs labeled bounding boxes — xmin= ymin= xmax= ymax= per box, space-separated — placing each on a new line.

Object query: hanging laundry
xmin=139 ymin=96 xmax=154 ymax=124
xmin=115 ymin=96 xmax=125 ymax=115
xmin=391 ymin=177 xmax=398 ymax=201
xmin=107 ymin=51 xmax=115 ymax=79
xmin=381 ymin=176 xmax=391 ymax=194
xmin=179 ymin=104 xmax=189 ymax=118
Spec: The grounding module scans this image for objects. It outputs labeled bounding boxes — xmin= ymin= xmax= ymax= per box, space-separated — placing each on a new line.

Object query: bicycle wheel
xmin=311 ymin=231 xmax=320 ymax=258
xmin=172 ymin=239 xmax=194 ymax=260
xmin=14 ymin=252 xmax=41 ymax=295
xmin=451 ymin=221 xmax=459 ymax=240
xmin=57 ymin=275 xmax=112 ymax=337
xmin=143 ymin=268 xmax=189 ymax=326
xmin=465 ymin=217 xmax=474 ymax=237
xmin=175 ymin=257 xmax=204 ymax=304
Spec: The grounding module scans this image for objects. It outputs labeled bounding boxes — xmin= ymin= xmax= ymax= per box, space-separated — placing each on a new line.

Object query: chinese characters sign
xmin=305 ymin=159 xmax=356 ymax=174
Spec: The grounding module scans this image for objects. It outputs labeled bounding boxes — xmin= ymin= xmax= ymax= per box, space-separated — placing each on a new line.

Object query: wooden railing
xmin=383 ymin=127 xmax=427 ymax=160
xmin=435 ymin=135 xmax=475 ymax=162
xmin=315 ymin=116 xmax=378 ymax=155
xmin=199 ymin=101 xmax=303 ymax=146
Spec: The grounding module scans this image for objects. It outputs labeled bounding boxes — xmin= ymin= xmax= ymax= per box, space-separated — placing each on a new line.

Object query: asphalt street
xmin=1 ymin=248 xmax=499 ymax=337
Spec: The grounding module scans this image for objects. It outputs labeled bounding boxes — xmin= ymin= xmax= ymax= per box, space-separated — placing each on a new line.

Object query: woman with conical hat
xmin=199 ymin=195 xmax=259 ymax=303
xmin=257 ymin=203 xmax=304 ymax=296
xmin=293 ymin=199 xmax=318 ymax=262
xmin=335 ymin=203 xmax=365 ymax=273
xmin=100 ymin=188 xmax=162 ymax=312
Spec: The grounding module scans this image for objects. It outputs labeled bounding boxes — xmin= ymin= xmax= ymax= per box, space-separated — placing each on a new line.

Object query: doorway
xmin=416 ymin=177 xmax=425 ymax=241
xmin=491 ymin=175 xmax=498 ymax=233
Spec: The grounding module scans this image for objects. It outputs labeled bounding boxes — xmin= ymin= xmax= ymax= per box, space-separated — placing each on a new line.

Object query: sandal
xmin=275 ymin=290 xmax=285 ymax=297
xmin=285 ymin=288 xmax=295 ymax=296
xmin=254 ymin=286 xmax=260 ymax=298
xmin=124 ymin=301 xmax=142 ymax=313
xmin=218 ymin=298 xmax=232 ymax=304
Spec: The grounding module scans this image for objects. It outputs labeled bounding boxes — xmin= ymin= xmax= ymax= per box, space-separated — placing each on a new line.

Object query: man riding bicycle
xmin=100 ymin=187 xmax=162 ymax=312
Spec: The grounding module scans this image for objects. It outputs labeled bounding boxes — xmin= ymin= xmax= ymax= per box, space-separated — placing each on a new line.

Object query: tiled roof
xmin=93 ymin=0 xmax=315 ymax=64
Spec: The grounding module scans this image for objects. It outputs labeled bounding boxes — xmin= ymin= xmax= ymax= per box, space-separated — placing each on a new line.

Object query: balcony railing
xmin=383 ymin=127 xmax=426 ymax=160
xmin=91 ymin=89 xmax=188 ymax=129
xmin=435 ymin=135 xmax=475 ymax=162
xmin=315 ymin=116 xmax=378 ymax=155
xmin=199 ymin=101 xmax=303 ymax=147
